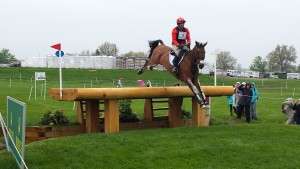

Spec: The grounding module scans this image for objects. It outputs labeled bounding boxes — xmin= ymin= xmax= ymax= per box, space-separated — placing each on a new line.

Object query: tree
xmin=79 ymin=50 xmax=91 ymax=56
xmin=266 ymin=45 xmax=297 ymax=73
xmin=236 ymin=63 xmax=242 ymax=72
xmin=0 ymin=48 xmax=16 ymax=64
xmin=216 ymin=51 xmax=237 ymax=70
xmin=296 ymin=64 xmax=300 ymax=73
xmin=93 ymin=49 xmax=100 ymax=56
xmin=123 ymin=51 xmax=147 ymax=57
xmin=97 ymin=42 xmax=119 ymax=56
xmin=249 ymin=56 xmax=268 ymax=73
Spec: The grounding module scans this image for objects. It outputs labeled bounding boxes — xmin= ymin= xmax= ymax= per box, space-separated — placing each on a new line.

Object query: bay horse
xmin=138 ymin=40 xmax=208 ymax=107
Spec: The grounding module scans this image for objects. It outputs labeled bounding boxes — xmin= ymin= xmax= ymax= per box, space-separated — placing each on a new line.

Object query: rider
xmin=171 ymin=17 xmax=191 ymax=74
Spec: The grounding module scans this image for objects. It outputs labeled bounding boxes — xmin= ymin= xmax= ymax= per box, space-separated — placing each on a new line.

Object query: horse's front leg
xmin=186 ymin=79 xmax=205 ymax=107
xmin=194 ymin=79 xmax=208 ymax=106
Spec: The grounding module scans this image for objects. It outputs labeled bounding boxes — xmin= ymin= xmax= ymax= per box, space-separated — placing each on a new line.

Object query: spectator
xmin=137 ymin=80 xmax=145 ymax=87
xmin=146 ymin=80 xmax=152 ymax=87
xmin=117 ymin=78 xmax=124 ymax=88
xmin=250 ymin=82 xmax=259 ymax=120
xmin=226 ymin=95 xmax=233 ymax=116
xmin=293 ymin=99 xmax=300 ymax=125
xmin=237 ymin=82 xmax=253 ymax=123
xmin=233 ymin=82 xmax=241 ymax=115
xmin=282 ymin=98 xmax=295 ymax=125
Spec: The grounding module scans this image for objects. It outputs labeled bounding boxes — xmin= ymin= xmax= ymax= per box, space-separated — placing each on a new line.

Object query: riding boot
xmin=172 ymin=56 xmax=179 ymax=74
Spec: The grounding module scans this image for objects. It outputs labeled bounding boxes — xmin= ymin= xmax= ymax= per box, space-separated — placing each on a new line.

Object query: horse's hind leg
xmin=137 ymin=60 xmax=149 ymax=75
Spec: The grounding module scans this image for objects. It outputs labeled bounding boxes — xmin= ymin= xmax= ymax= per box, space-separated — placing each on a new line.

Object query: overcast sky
xmin=1 ymin=0 xmax=299 ymax=68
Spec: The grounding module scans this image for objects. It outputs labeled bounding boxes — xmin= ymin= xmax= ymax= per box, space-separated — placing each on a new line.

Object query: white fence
xmin=21 ymin=56 xmax=116 ymax=69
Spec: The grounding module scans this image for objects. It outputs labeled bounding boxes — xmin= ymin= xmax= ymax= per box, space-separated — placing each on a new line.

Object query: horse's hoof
xmin=201 ymin=105 xmax=210 ymax=109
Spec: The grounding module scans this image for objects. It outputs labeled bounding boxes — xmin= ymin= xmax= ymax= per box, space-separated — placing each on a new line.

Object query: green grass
xmin=1 ymin=124 xmax=299 ymax=169
xmin=1 ymin=67 xmax=300 ymax=125
xmin=1 ymin=67 xmax=300 ymax=168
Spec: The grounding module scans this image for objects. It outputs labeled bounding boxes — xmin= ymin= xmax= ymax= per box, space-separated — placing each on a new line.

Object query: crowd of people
xmin=227 ymin=80 xmax=300 ymax=125
xmin=227 ymin=81 xmax=259 ymax=123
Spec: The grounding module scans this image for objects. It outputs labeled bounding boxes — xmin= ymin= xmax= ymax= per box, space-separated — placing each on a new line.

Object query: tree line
xmin=216 ymin=44 xmax=298 ymax=73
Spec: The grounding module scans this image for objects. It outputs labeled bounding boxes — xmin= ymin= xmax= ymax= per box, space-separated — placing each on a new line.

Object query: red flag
xmin=51 ymin=43 xmax=61 ymax=50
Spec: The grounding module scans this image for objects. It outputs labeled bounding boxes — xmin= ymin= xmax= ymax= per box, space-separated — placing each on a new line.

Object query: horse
xmin=138 ymin=40 xmax=208 ymax=107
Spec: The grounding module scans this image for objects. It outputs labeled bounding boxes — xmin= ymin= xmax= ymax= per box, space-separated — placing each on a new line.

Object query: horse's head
xmin=190 ymin=41 xmax=207 ymax=69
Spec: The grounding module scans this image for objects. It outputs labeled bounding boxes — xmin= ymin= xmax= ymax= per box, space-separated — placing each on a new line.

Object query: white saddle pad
xmin=169 ymin=52 xmax=184 ymax=66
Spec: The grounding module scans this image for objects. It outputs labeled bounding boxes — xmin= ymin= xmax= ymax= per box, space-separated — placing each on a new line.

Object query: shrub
xmin=119 ymin=99 xmax=140 ymax=123
xmin=182 ymin=108 xmax=192 ymax=119
xmin=40 ymin=109 xmax=69 ymax=126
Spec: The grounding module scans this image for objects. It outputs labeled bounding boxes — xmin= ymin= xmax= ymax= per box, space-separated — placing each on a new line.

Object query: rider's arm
xmin=185 ymin=28 xmax=191 ymax=44
xmin=172 ymin=28 xmax=179 ymax=46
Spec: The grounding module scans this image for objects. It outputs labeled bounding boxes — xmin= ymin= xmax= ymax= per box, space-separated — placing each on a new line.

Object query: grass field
xmin=1 ymin=67 xmax=300 ymax=168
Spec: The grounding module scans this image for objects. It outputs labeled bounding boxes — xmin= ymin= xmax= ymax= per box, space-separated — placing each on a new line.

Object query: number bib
xmin=178 ymin=31 xmax=186 ymax=40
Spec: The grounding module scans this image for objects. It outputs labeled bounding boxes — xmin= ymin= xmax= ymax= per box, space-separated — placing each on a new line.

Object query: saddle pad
xmin=169 ymin=52 xmax=184 ymax=66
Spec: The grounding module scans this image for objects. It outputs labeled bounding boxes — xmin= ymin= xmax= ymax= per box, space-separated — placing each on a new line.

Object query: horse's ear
xmin=195 ymin=41 xmax=199 ymax=46
xmin=203 ymin=42 xmax=208 ymax=47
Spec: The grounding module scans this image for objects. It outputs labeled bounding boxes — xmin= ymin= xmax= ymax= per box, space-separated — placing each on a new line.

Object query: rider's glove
xmin=187 ymin=43 xmax=191 ymax=49
xmin=177 ymin=44 xmax=183 ymax=49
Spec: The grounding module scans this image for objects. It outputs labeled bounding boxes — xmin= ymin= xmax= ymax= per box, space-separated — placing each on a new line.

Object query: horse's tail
xmin=148 ymin=39 xmax=164 ymax=59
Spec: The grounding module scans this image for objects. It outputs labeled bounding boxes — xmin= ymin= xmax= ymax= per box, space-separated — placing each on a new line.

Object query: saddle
xmin=169 ymin=47 xmax=190 ymax=66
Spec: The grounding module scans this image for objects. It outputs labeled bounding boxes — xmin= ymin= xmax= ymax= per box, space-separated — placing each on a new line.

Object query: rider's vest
xmin=176 ymin=27 xmax=187 ymax=44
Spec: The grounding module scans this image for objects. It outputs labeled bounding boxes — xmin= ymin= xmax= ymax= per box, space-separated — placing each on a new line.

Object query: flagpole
xmin=59 ymin=50 xmax=62 ymax=99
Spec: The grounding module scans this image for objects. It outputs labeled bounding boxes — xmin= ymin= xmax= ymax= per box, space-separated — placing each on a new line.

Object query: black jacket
xmin=238 ymin=84 xmax=253 ymax=106
xmin=293 ymin=103 xmax=300 ymax=118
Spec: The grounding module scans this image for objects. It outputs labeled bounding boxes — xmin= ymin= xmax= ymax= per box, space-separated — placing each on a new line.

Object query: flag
xmin=51 ymin=43 xmax=61 ymax=50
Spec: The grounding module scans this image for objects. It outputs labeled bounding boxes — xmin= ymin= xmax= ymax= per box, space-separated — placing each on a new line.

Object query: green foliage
xmin=181 ymin=108 xmax=191 ymax=119
xmin=0 ymin=48 xmax=16 ymax=64
xmin=267 ymin=45 xmax=297 ymax=72
xmin=123 ymin=51 xmax=147 ymax=57
xmin=249 ymin=56 xmax=268 ymax=72
xmin=39 ymin=109 xmax=69 ymax=126
xmin=119 ymin=99 xmax=140 ymax=122
xmin=216 ymin=51 xmax=237 ymax=70
xmin=97 ymin=42 xmax=119 ymax=56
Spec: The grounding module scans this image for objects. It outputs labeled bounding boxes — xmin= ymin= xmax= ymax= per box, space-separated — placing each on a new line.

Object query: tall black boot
xmin=172 ymin=55 xmax=179 ymax=73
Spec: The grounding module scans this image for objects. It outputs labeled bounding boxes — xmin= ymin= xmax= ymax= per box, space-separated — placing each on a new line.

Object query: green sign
xmin=7 ymin=96 xmax=26 ymax=169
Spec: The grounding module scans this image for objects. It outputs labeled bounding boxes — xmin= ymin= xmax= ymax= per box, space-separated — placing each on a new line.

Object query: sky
xmin=1 ymin=0 xmax=299 ymax=69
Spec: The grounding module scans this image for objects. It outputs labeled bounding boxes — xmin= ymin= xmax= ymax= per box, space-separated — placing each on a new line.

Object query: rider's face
xmin=178 ymin=23 xmax=184 ymax=28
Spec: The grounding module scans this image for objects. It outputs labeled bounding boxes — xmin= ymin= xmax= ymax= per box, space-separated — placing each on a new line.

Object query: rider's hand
xmin=187 ymin=43 xmax=191 ymax=49
xmin=177 ymin=44 xmax=183 ymax=49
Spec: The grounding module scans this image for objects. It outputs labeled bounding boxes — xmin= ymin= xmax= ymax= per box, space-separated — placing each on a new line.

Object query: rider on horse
xmin=171 ymin=17 xmax=191 ymax=74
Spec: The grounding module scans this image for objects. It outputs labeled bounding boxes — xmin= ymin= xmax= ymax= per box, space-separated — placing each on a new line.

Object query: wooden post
xmin=144 ymin=99 xmax=153 ymax=121
xmin=76 ymin=101 xmax=85 ymax=125
xmin=85 ymin=100 xmax=100 ymax=133
xmin=104 ymin=100 xmax=119 ymax=133
xmin=168 ymin=97 xmax=183 ymax=127
xmin=192 ymin=97 xmax=206 ymax=126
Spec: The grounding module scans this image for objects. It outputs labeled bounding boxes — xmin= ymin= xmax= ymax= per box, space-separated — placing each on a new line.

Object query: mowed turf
xmin=1 ymin=67 xmax=300 ymax=168
xmin=1 ymin=125 xmax=300 ymax=169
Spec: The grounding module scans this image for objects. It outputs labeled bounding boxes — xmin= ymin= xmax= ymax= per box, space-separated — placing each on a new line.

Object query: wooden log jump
xmin=49 ymin=86 xmax=234 ymax=133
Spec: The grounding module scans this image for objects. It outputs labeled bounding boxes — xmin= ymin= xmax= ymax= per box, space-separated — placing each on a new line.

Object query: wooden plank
xmin=153 ymin=107 xmax=169 ymax=111
xmin=49 ymin=86 xmax=234 ymax=101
